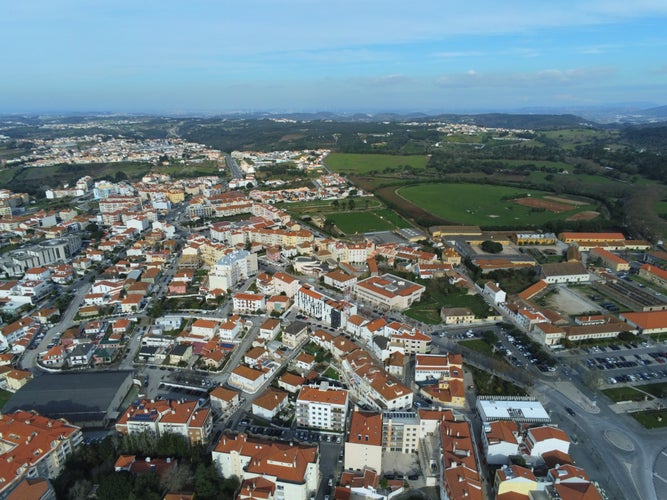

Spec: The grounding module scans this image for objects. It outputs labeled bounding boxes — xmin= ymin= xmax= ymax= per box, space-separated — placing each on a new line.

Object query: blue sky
xmin=1 ymin=0 xmax=666 ymax=114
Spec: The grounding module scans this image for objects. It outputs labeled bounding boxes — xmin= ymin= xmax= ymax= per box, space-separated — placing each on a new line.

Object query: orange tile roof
xmin=348 ymin=411 xmax=382 ymax=446
xmin=641 ymin=263 xmax=667 ymax=281
xmin=253 ymin=388 xmax=288 ymax=411
xmin=528 ymin=426 xmax=570 ymax=443
xmin=231 ymin=365 xmax=265 ymax=381
xmin=297 ymin=385 xmax=348 ymax=405
xmin=486 ymin=420 xmax=518 ymax=444
xmin=621 ymin=310 xmax=667 ymax=330
xmin=209 ymin=386 xmax=239 ymax=402
xmin=0 ymin=411 xmax=80 ymax=492
xmin=214 ymin=433 xmax=317 ymax=484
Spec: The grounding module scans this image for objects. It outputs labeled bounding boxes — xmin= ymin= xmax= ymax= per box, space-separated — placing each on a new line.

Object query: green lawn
xmin=602 ymin=387 xmax=645 ymax=403
xmin=327 ymin=210 xmax=409 ymax=234
xmin=640 ymin=382 xmax=667 ymax=399
xmin=631 ymin=409 xmax=667 ymax=429
xmin=325 ymin=153 xmax=428 ymax=174
xmin=404 ymin=307 xmax=441 ymax=325
xmin=0 ymin=389 xmax=12 ymax=410
xmin=459 ymin=339 xmax=494 ymax=356
xmin=398 ymin=183 xmax=594 ymax=226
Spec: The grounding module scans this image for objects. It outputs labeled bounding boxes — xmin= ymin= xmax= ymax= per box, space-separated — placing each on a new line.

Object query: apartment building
xmin=296 ymin=383 xmax=349 ymax=432
xmin=0 ymin=410 xmax=83 ymax=497
xmin=382 ymin=411 xmax=420 ymax=453
xmin=116 ymin=399 xmax=212 ymax=445
xmin=354 ymin=274 xmax=425 ymax=311
xmin=213 ymin=433 xmax=319 ymax=500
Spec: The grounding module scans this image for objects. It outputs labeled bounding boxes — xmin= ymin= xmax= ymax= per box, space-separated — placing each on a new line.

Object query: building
xmin=484 ymin=282 xmax=507 ymax=304
xmin=296 ymin=383 xmax=349 ymax=432
xmin=115 ymin=399 xmax=212 ymax=445
xmin=344 ymin=410 xmax=382 ymax=473
xmin=440 ymin=307 xmax=475 ymax=325
xmin=590 ymin=247 xmax=630 ymax=272
xmin=282 ymin=320 xmax=308 ymax=349
xmin=295 ymin=285 xmax=357 ymax=329
xmin=476 ymin=397 xmax=550 ymax=424
xmin=541 ymin=262 xmax=589 ymax=284
xmin=207 ymin=249 xmax=258 ymax=291
xmin=414 ymin=353 xmax=463 ymax=383
xmin=232 ymin=292 xmax=266 ymax=314
xmin=481 ymin=420 xmax=520 ymax=465
xmin=0 ymin=410 xmax=83 ymax=497
xmin=620 ymin=310 xmax=667 ymax=334
xmin=212 ymin=433 xmax=320 ymax=500
xmin=323 ymin=269 xmax=357 ymax=292
xmin=252 ymin=388 xmax=289 ymax=421
xmin=354 ymin=274 xmax=425 ymax=311
xmin=382 ymin=411 xmax=420 ymax=453
xmin=440 ymin=413 xmax=483 ymax=500
xmin=495 ymin=465 xmax=537 ymax=497
xmin=638 ymin=264 xmax=667 ymax=289
xmin=229 ymin=365 xmax=269 ymax=394
xmin=209 ymin=386 xmax=240 ymax=414
xmin=525 ymin=426 xmax=571 ymax=457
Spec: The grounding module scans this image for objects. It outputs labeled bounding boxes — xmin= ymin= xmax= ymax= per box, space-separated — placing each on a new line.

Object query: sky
xmin=1 ymin=0 xmax=667 ymax=114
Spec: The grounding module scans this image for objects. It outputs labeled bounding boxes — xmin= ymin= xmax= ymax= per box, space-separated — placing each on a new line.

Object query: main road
xmin=224 ymin=153 xmax=244 ymax=180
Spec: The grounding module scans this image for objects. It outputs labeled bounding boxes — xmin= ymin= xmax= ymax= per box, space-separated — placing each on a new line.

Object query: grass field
xmin=325 ymin=153 xmax=428 ymax=174
xmin=602 ymin=387 xmax=646 ymax=403
xmin=0 ymin=389 xmax=12 ymax=410
xmin=640 ymin=382 xmax=667 ymax=398
xmin=631 ymin=409 xmax=667 ymax=429
xmin=279 ymin=197 xmax=411 ymax=235
xmin=326 ymin=211 xmax=400 ymax=234
xmin=398 ymin=183 xmax=595 ymax=226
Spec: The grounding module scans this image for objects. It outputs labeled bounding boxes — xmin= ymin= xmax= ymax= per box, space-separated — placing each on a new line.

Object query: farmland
xmin=397 ymin=183 xmax=598 ymax=227
xmin=324 ymin=153 xmax=429 ymax=174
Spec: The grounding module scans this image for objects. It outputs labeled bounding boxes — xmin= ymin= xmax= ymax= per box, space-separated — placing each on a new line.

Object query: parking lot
xmin=577 ymin=343 xmax=667 ymax=386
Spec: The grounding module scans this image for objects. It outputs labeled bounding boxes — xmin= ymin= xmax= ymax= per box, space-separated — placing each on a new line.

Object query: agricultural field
xmin=324 ymin=153 xmax=428 ymax=174
xmin=397 ymin=183 xmax=598 ymax=227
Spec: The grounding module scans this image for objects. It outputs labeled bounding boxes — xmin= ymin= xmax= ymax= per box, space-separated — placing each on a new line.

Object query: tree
xmin=481 ymin=240 xmax=503 ymax=254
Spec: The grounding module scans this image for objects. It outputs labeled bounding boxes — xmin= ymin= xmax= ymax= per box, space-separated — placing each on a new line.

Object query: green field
xmin=325 ymin=153 xmax=428 ymax=174
xmin=602 ymin=387 xmax=646 ymax=403
xmin=631 ymin=409 xmax=667 ymax=429
xmin=0 ymin=389 xmax=12 ymax=410
xmin=326 ymin=210 xmax=410 ymax=234
xmin=398 ymin=183 xmax=595 ymax=226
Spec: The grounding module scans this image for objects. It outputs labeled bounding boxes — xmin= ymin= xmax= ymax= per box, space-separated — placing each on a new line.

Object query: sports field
xmin=397 ymin=183 xmax=596 ymax=226
xmin=326 ymin=209 xmax=411 ymax=234
xmin=325 ymin=153 xmax=429 ymax=174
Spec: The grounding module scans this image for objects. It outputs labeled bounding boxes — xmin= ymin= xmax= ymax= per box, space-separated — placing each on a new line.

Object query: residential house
xmin=252 ymin=388 xmax=289 ymax=421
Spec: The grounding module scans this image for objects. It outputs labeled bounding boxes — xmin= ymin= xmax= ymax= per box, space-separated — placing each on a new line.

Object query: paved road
xmin=20 ymin=273 xmax=97 ymax=371
xmin=224 ymin=153 xmax=244 ymax=179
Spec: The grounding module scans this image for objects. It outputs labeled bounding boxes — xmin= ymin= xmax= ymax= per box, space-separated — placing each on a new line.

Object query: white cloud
xmin=436 ymin=66 xmax=617 ymax=88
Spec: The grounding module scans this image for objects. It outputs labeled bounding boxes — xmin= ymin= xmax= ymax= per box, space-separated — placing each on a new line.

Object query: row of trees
xmin=54 ymin=432 xmax=239 ymax=500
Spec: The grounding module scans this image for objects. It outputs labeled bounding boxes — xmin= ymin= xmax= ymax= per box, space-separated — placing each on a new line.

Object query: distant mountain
xmin=641 ymin=105 xmax=667 ymax=119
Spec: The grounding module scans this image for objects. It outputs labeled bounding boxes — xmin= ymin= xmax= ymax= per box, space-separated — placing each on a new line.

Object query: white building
xmin=295 ymin=383 xmax=349 ymax=432
xmin=208 ymin=249 xmax=258 ymax=292
xmin=354 ymin=274 xmax=425 ymax=311
xmin=213 ymin=433 xmax=319 ymax=500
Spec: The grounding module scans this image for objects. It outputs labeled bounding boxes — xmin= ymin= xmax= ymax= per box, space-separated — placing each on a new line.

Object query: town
xmin=0 ymin=121 xmax=666 ymax=500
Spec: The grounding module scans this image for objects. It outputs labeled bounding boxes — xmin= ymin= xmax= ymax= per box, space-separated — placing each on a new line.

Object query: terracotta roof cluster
xmin=214 ymin=433 xmax=317 ymax=484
